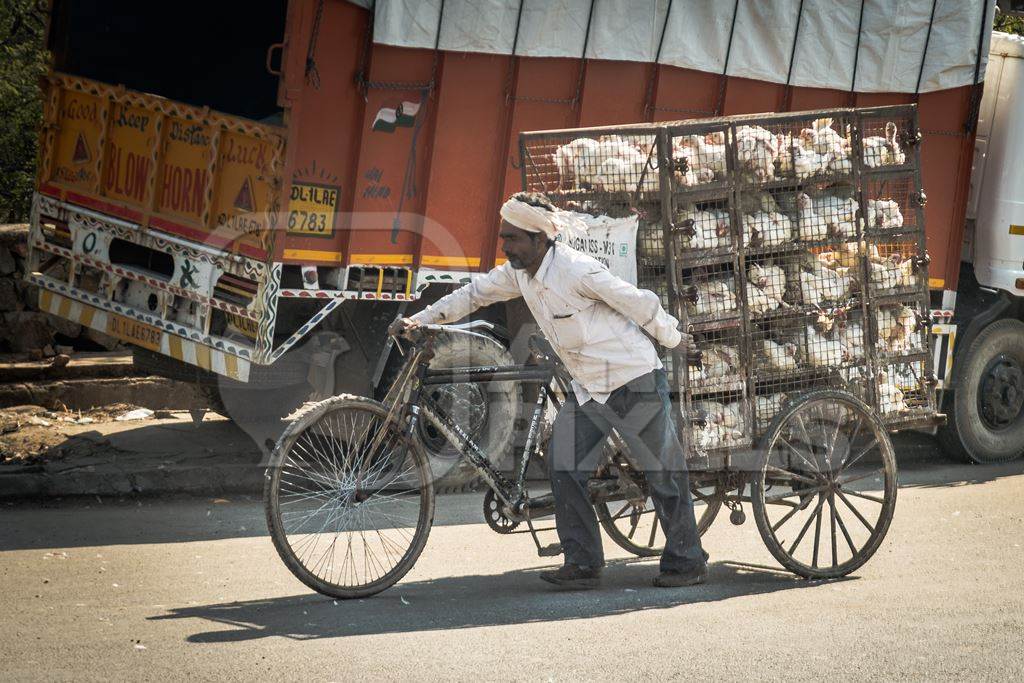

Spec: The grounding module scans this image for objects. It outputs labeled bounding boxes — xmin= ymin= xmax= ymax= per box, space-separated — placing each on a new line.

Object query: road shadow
xmin=150 ymin=558 xmax=845 ymax=642
xmin=897 ymin=457 xmax=1024 ymax=490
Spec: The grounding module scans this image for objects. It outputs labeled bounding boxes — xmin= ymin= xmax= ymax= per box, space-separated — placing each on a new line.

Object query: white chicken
xmin=877 ymin=372 xmax=908 ymax=413
xmin=839 ymin=321 xmax=865 ymax=361
xmin=865 ymin=199 xmax=904 ymax=230
xmin=554 ymin=137 xmax=601 ymax=187
xmin=868 ymin=253 xmax=916 ymax=291
xmin=675 ymin=134 xmax=727 ymax=176
xmin=815 ymin=195 xmax=859 ymax=239
xmin=691 ymin=279 xmax=738 ymax=317
xmin=761 ymin=338 xmax=799 ymax=371
xmin=862 ymin=122 xmax=906 ymax=168
xmin=746 ymin=281 xmax=778 ymax=316
xmin=795 ymin=193 xmax=829 ymax=241
xmin=756 ymin=393 xmax=788 ymax=427
xmin=800 ymin=265 xmax=852 ymax=306
xmin=805 ymin=324 xmax=845 ymax=368
xmin=735 ymin=125 xmax=779 ymax=181
xmin=677 ymin=209 xmax=731 ymax=251
xmin=748 ymin=262 xmax=787 ymax=304
xmin=701 ymin=344 xmax=742 ymax=381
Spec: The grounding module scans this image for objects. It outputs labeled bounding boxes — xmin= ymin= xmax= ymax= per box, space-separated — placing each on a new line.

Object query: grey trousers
xmin=547 ymin=369 xmax=706 ymax=573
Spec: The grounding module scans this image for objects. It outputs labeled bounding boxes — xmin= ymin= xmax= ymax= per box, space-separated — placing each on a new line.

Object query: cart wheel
xmin=597 ymin=473 xmax=726 ymax=557
xmin=751 ymin=390 xmax=897 ymax=579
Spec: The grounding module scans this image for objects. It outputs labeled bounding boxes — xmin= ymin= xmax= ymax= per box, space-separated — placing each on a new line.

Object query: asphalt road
xmin=2 ymin=458 xmax=1023 ymax=681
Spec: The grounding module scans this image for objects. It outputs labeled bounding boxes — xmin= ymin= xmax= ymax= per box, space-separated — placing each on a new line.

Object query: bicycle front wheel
xmin=264 ymin=395 xmax=435 ymax=599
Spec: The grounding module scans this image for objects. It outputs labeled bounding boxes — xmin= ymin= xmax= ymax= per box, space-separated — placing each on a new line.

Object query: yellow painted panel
xmin=210 ymin=131 xmax=274 ymax=251
xmin=168 ymin=334 xmax=184 ymax=360
xmin=224 ymin=353 xmax=239 ymax=379
xmin=103 ymin=103 xmax=158 ymax=206
xmin=1009 ymin=225 xmax=1024 ymax=236
xmin=51 ymin=90 xmax=105 ymax=192
xmin=928 ymin=278 xmax=944 ymax=289
xmin=157 ymin=117 xmax=213 ymax=223
xmin=194 ymin=343 xmax=211 ymax=371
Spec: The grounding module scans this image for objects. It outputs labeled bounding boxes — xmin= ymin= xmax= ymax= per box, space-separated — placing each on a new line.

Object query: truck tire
xmin=938 ymin=318 xmax=1024 ymax=464
xmin=379 ymin=331 xmax=522 ymax=492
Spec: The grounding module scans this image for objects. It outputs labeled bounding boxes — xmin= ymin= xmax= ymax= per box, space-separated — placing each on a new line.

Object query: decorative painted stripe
xmin=65 ymin=190 xmax=145 ymax=225
xmin=1010 ymin=225 xmax=1024 ymax=236
xmin=149 ymin=216 xmax=267 ymax=260
xmin=39 ymin=289 xmax=250 ymax=380
xmin=29 ymin=274 xmax=254 ymax=362
xmin=36 ymin=241 xmax=260 ymax=320
xmin=40 ymin=195 xmax=266 ymax=275
xmin=277 ymin=288 xmax=414 ymax=301
xmin=420 ymin=255 xmax=481 ymax=267
xmin=350 ymin=253 xmax=414 ymax=265
xmin=927 ymin=278 xmax=944 ymax=289
xmin=282 ymin=248 xmax=344 ymax=263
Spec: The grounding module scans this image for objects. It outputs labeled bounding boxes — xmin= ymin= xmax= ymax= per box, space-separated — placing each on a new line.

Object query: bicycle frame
xmin=384 ymin=329 xmax=565 ymax=513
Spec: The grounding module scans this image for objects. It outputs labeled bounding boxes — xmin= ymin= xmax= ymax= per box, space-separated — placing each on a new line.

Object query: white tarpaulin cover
xmin=360 ymin=0 xmax=995 ymax=93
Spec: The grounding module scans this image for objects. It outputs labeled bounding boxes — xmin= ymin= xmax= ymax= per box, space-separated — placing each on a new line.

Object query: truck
xmin=25 ymin=0 xmax=1022 ymax=488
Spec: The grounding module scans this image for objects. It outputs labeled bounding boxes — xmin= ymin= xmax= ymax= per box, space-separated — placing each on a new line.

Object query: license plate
xmin=107 ymin=314 xmax=162 ymax=351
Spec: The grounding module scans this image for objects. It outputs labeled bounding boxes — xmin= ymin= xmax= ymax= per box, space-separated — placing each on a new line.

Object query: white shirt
xmin=411 ymin=243 xmax=682 ymax=404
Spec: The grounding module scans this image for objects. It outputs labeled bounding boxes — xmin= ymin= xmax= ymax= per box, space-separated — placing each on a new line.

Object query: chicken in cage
xmin=746 ymin=260 xmax=788 ymax=314
xmin=793 ymin=249 xmax=858 ymax=307
xmin=861 ymin=121 xmax=908 ymax=168
xmin=553 ymin=134 xmax=659 ymax=193
xmin=673 ymin=201 xmax=732 ymax=255
xmin=680 ymin=264 xmax=740 ymax=320
xmin=875 ymin=302 xmax=927 ymax=355
xmin=754 ymin=391 xmax=790 ymax=431
xmin=867 ymin=240 xmax=926 ymax=294
xmin=690 ymin=399 xmax=747 ymax=451
xmin=672 ymin=130 xmax=727 ymax=187
xmin=688 ymin=326 xmax=744 ymax=392
xmin=737 ymin=192 xmax=792 ymax=249
xmin=862 ymin=175 xmax=921 ymax=234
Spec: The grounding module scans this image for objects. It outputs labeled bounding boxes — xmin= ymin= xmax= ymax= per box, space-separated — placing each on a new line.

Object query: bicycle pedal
xmin=537 ymin=542 xmax=563 ymax=557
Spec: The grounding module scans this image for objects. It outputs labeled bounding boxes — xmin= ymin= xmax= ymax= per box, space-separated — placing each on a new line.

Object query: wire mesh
xmin=872 ymin=300 xmax=929 ymax=360
xmin=732 ymin=112 xmax=855 ymax=187
xmin=877 ymin=359 xmax=934 ymax=420
xmin=865 ymin=237 xmax=927 ymax=297
xmin=518 ymin=103 xmax=935 ymax=446
xmin=862 ymin=174 xmax=922 ymax=235
xmin=678 ymin=260 xmax=741 ymax=323
xmin=858 ymin=109 xmax=916 ymax=172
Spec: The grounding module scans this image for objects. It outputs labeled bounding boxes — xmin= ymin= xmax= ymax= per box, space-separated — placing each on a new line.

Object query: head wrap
xmin=499 ymin=196 xmax=583 ymax=239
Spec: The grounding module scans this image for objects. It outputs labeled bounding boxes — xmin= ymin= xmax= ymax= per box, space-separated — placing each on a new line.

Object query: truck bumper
xmin=26 ymin=193 xmax=269 ymax=381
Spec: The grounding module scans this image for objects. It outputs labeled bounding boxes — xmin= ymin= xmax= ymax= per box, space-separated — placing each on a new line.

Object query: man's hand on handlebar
xmin=388 ymin=317 xmax=421 ymax=339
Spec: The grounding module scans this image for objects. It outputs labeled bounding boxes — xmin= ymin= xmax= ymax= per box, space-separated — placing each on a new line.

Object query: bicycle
xmin=264 ymin=322 xmax=723 ymax=598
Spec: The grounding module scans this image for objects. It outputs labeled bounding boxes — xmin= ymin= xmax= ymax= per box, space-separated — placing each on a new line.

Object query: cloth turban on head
xmin=499 ymin=196 xmax=583 ymax=239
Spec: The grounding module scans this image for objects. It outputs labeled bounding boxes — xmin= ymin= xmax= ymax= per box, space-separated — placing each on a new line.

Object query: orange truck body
xmin=29 ymin=0 xmax=985 ymax=381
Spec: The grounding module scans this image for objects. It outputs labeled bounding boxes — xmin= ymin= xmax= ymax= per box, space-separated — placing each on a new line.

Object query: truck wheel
xmin=380 ymin=331 xmax=522 ymax=492
xmin=938 ymin=318 xmax=1024 ymax=463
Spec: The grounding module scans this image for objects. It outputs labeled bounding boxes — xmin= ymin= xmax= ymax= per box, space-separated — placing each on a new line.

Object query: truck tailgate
xmin=37 ymin=74 xmax=286 ymax=260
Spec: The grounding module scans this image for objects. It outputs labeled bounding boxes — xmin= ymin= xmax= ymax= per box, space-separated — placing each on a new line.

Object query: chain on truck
xmin=27 ymin=1 xmax=1024 ymax=488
